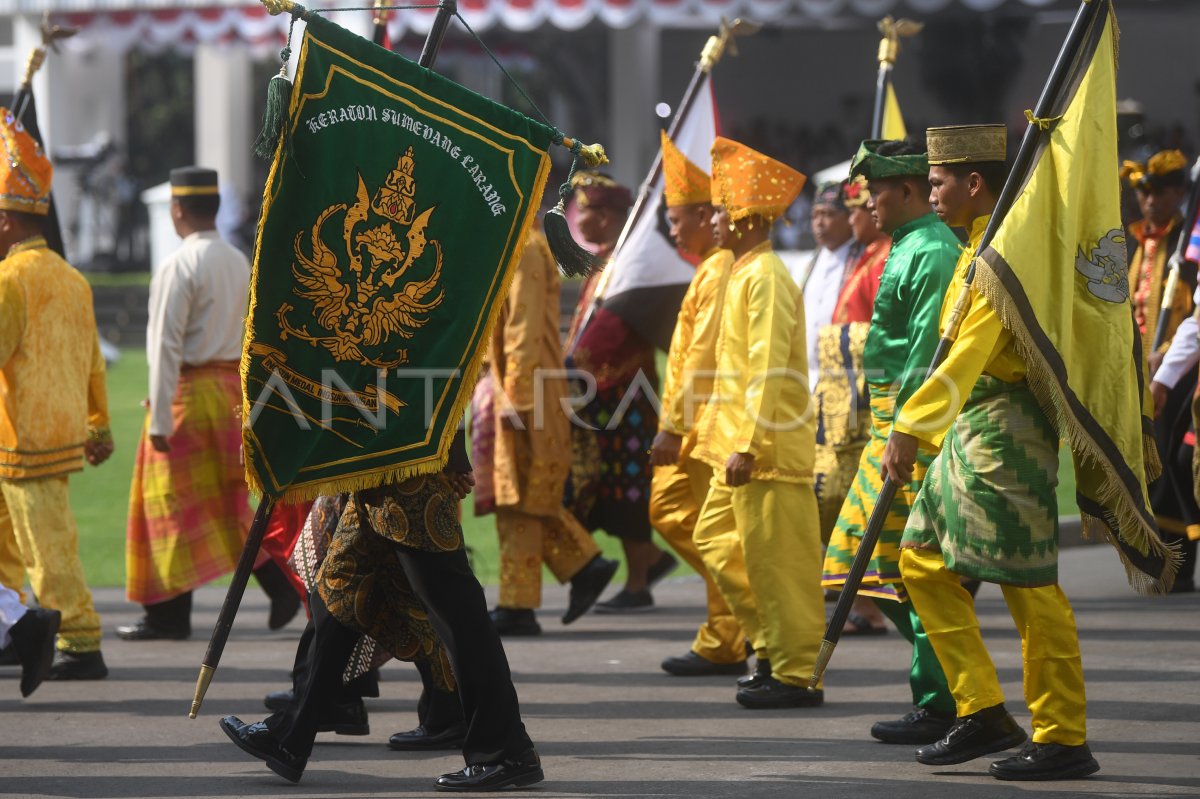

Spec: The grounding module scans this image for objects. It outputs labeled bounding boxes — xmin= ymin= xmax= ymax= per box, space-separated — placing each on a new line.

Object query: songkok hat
xmin=170 ymin=166 xmax=219 ymax=197
xmin=660 ymin=130 xmax=710 ymax=206
xmin=813 ymin=180 xmax=848 ymax=212
xmin=843 ymin=175 xmax=871 ymax=209
xmin=0 ymin=108 xmax=52 ymax=216
xmin=850 ymin=140 xmax=929 ymax=182
xmin=571 ymin=171 xmax=633 ymax=213
xmin=710 ymin=136 xmax=806 ymax=223
xmin=926 ymin=124 xmax=1007 ymax=165
xmin=1121 ymin=150 xmax=1188 ymax=190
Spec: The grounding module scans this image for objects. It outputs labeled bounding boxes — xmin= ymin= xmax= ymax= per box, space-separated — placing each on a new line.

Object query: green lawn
xmin=68 ymin=348 xmax=1077 ymax=588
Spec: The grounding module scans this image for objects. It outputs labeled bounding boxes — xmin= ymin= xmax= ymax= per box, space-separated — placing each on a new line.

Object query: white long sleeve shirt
xmin=147 ymin=230 xmax=250 ymax=436
xmin=1154 ymin=283 xmax=1200 ymax=390
xmin=801 ymin=238 xmax=855 ymax=391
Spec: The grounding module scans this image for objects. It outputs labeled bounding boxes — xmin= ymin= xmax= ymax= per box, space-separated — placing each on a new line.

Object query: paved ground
xmin=2 ymin=542 xmax=1198 ymax=799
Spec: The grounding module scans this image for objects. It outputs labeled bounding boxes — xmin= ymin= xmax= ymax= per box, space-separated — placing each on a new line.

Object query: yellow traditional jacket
xmin=489 ymin=230 xmax=572 ymax=516
xmin=659 ymin=247 xmax=733 ymax=456
xmin=0 ymin=239 xmax=110 ymax=480
xmin=894 ymin=215 xmax=1025 ymax=451
xmin=695 ymin=241 xmax=814 ymax=484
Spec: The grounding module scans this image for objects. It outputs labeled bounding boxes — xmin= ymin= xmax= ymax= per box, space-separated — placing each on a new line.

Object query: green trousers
xmin=873 ymin=596 xmax=955 ymax=715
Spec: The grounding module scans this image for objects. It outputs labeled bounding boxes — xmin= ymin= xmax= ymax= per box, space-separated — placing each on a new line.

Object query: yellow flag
xmin=881 ymin=81 xmax=906 ymax=140
xmin=973 ymin=2 xmax=1176 ymax=593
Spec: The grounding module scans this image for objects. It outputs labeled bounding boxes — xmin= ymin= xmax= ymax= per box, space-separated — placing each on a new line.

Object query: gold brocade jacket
xmin=0 ymin=240 xmax=110 ymax=480
xmin=694 ymin=241 xmax=814 ymax=484
xmin=659 ymin=247 xmax=733 ymax=457
xmin=489 ymin=230 xmax=573 ymax=516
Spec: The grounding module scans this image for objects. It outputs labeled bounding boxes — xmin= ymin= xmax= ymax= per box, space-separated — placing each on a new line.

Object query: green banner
xmin=242 ymin=14 xmax=553 ymax=500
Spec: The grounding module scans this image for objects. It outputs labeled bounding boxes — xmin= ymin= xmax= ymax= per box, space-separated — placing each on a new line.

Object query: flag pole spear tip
xmin=876 ymin=16 xmax=922 ymax=66
xmin=699 ymin=16 xmax=761 ymax=73
xmin=262 ymin=0 xmax=298 ymax=16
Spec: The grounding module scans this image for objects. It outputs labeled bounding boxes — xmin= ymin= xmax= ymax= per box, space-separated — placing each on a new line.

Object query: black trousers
xmin=266 ymin=545 xmax=530 ymax=764
xmin=285 ymin=616 xmax=380 ymax=702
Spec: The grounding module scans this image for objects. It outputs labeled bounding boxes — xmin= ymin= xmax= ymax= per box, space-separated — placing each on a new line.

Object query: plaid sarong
xmin=822 ymin=390 xmax=932 ymax=601
xmin=126 ymin=364 xmax=252 ymax=604
xmin=903 ymin=376 xmax=1060 ymax=586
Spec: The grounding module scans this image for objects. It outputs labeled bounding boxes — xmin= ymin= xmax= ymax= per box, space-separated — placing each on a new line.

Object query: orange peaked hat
xmin=660 ymin=130 xmax=710 ymax=206
xmin=710 ymin=136 xmax=805 ymax=223
xmin=0 ymin=108 xmax=52 ymax=216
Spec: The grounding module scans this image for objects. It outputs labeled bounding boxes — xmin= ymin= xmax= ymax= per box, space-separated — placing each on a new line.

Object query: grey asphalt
xmin=1 ymin=541 xmax=1197 ymax=799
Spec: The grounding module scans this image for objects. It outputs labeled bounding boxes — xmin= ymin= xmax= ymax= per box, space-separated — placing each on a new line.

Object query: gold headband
xmin=171 ymin=185 xmax=219 ymax=197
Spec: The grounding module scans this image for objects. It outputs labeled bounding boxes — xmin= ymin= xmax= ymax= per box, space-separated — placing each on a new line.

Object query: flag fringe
xmin=973 ymin=259 xmax=1180 ymax=595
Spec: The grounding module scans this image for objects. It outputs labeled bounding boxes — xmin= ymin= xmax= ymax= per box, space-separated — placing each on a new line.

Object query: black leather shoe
xmin=990 ymin=742 xmax=1100 ymax=781
xmin=489 ymin=607 xmax=542 ymax=636
xmin=268 ymin=591 xmax=302 ymax=631
xmin=646 ymin=551 xmax=679 ymax=587
xmin=737 ymin=657 xmax=770 ymax=688
xmin=916 ymin=703 xmax=1028 ymax=765
xmin=0 ymin=645 xmax=19 ymax=666
xmin=871 ymin=706 xmax=956 ymax=744
xmin=264 ymin=688 xmax=294 ymax=713
xmin=594 ymin=589 xmax=653 ymax=614
xmin=735 ymin=675 xmax=823 ymax=709
xmin=260 ymin=688 xmax=368 ymax=735
xmin=47 ymin=650 xmax=108 ymax=681
xmin=115 ymin=619 xmax=190 ymax=641
xmin=562 ymin=556 xmax=618 ymax=624
xmin=219 ymin=715 xmax=307 ymax=783
xmin=434 ymin=748 xmax=544 ymax=792
xmin=661 ymin=651 xmax=748 ymax=677
xmin=9 ymin=608 xmax=61 ymax=697
xmin=388 ymin=721 xmax=467 ymax=751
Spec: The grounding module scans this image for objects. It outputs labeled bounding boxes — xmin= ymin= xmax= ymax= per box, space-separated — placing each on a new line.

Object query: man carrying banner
xmin=566 ymin=172 xmax=674 ymax=612
xmin=487 ymin=228 xmax=618 ymax=636
xmin=1130 ymin=151 xmax=1199 ymax=594
xmin=121 ymin=167 xmax=299 ymax=641
xmin=649 ymin=131 xmax=746 ymax=677
xmin=822 ymin=136 xmax=961 ymax=743
xmin=692 ymin=137 xmax=824 ymax=709
xmin=0 ymin=110 xmax=114 ymax=681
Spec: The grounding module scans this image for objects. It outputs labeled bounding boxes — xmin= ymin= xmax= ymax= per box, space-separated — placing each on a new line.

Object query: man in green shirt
xmin=821 ymin=138 xmax=960 ymax=744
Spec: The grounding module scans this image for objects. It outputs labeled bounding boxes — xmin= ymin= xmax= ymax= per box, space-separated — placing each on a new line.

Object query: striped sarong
xmin=903 ymin=376 xmax=1060 ymax=586
xmin=125 ymin=363 xmax=252 ymax=604
xmin=823 ymin=390 xmax=932 ymax=601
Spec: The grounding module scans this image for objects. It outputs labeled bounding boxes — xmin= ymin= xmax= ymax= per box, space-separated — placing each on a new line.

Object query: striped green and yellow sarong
xmin=822 ymin=390 xmax=933 ymax=601
xmin=903 ymin=376 xmax=1060 ymax=586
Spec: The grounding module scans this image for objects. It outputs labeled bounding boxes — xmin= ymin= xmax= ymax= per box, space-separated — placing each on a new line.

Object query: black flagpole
xmin=189 ymin=0 xmax=461 ymax=719
xmin=810 ymin=0 xmax=1112 ymax=690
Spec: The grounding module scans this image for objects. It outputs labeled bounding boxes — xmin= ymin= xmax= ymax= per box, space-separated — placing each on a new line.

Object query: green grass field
xmin=68 ymin=348 xmax=1079 ymax=588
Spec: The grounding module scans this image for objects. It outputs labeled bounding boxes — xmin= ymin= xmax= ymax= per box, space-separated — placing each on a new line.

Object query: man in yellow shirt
xmin=0 ymin=108 xmax=114 ymax=680
xmin=649 ymin=131 xmax=745 ymax=676
xmin=692 ymin=137 xmax=824 ymax=708
xmin=883 ymin=124 xmax=1100 ymax=781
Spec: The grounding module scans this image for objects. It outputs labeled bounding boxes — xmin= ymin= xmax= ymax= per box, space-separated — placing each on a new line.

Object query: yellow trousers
xmin=650 ymin=458 xmax=745 ymax=664
xmin=900 ymin=548 xmax=1087 ymax=745
xmin=496 ymin=506 xmax=600 ymax=609
xmin=0 ymin=476 xmax=101 ymax=653
xmin=694 ymin=478 xmax=825 ymax=687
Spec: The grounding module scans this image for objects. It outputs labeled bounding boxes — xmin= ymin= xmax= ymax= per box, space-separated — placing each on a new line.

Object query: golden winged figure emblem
xmin=277 ymin=149 xmax=444 ymax=368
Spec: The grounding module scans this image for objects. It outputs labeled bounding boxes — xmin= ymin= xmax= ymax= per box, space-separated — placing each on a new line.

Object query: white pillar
xmin=194 ymin=43 xmax=254 ymax=202
xmin=607 ymin=25 xmax=661 ymax=190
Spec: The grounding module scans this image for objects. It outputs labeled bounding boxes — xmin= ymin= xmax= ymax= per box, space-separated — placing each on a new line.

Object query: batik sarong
xmin=902 ymin=376 xmax=1060 ymax=586
xmin=126 ymin=363 xmax=252 ymax=604
xmin=823 ymin=390 xmax=932 ymax=601
xmin=813 ymin=321 xmax=872 ymax=540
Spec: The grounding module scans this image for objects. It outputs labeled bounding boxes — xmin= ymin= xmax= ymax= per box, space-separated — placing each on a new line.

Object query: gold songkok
xmin=571 ymin=170 xmax=633 ymax=212
xmin=710 ymin=136 xmax=806 ymax=223
xmin=660 ymin=130 xmax=710 ymax=207
xmin=926 ymin=124 xmax=1007 ymax=165
xmin=1121 ymin=150 xmax=1188 ymax=190
xmin=843 ymin=175 xmax=870 ymax=209
xmin=0 ymin=108 xmax=52 ymax=216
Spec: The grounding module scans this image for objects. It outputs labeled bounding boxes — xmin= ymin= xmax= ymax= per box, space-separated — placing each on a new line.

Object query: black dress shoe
xmin=594 ymin=589 xmax=653 ymax=614
xmin=916 ymin=703 xmax=1028 ymax=766
xmin=264 ymin=688 xmax=294 ymax=713
xmin=219 ymin=715 xmax=307 ymax=783
xmin=661 ymin=651 xmax=748 ymax=677
xmin=0 ymin=645 xmax=19 ymax=666
xmin=989 ymin=742 xmax=1100 ymax=781
xmin=115 ymin=619 xmax=190 ymax=641
xmin=489 ymin=607 xmax=542 ymax=636
xmin=268 ymin=591 xmax=302 ymax=631
xmin=871 ymin=706 xmax=956 ymax=744
xmin=646 ymin=551 xmax=679 ymax=587
xmin=434 ymin=748 xmax=544 ymax=792
xmin=735 ymin=675 xmax=823 ymax=709
xmin=737 ymin=657 xmax=770 ymax=688
xmin=254 ymin=561 xmax=303 ymax=630
xmin=562 ymin=556 xmax=618 ymax=624
xmin=9 ymin=608 xmax=61 ymax=697
xmin=47 ymin=650 xmax=108 ymax=681
xmin=388 ymin=721 xmax=467 ymax=751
